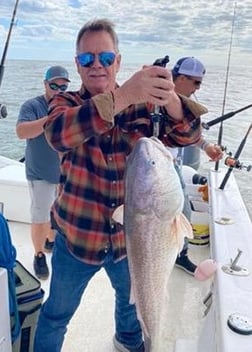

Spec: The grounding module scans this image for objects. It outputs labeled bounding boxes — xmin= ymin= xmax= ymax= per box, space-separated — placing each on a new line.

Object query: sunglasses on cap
xmin=77 ymin=51 xmax=116 ymax=68
xmin=184 ymin=75 xmax=202 ymax=87
xmin=48 ymin=82 xmax=68 ymax=91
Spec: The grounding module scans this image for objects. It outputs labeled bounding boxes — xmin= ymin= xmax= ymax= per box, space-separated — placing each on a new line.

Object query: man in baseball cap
xmin=172 ymin=57 xmax=206 ymax=97
xmin=171 ymin=57 xmax=223 ymax=276
xmin=45 ymin=65 xmax=70 ymax=82
xmin=16 ymin=65 xmax=70 ymax=280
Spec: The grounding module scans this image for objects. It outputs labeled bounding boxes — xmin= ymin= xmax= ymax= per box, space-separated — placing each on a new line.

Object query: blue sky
xmin=0 ymin=0 xmax=251 ymax=67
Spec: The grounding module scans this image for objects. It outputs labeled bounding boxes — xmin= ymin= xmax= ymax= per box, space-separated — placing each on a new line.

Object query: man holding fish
xmin=34 ymin=18 xmax=207 ymax=352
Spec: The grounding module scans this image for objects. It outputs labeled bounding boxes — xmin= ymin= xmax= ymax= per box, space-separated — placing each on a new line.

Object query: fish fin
xmin=112 ymin=204 xmax=124 ymax=225
xmin=171 ymin=213 xmax=194 ymax=252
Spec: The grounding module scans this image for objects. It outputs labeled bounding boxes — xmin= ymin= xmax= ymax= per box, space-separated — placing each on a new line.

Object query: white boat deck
xmin=4 ymin=156 xmax=252 ymax=351
xmin=0 ymin=155 xmax=212 ymax=351
xmin=8 ymin=221 xmax=210 ymax=352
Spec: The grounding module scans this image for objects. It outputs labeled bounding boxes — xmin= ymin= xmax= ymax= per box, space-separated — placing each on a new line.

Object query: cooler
xmin=0 ymin=164 xmax=31 ymax=223
xmin=12 ymin=261 xmax=44 ymax=352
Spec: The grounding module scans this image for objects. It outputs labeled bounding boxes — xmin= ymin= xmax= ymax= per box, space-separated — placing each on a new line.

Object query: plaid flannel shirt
xmin=44 ymin=86 xmax=202 ymax=264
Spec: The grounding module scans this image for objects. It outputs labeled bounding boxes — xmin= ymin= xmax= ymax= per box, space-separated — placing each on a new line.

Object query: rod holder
xmin=222 ymin=249 xmax=250 ymax=276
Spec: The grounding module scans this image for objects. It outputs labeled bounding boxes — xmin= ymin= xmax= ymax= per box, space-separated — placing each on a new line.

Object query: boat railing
xmin=175 ymin=167 xmax=252 ymax=352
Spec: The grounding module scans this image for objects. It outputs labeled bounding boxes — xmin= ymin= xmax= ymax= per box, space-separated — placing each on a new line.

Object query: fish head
xmin=125 ymin=137 xmax=184 ymax=218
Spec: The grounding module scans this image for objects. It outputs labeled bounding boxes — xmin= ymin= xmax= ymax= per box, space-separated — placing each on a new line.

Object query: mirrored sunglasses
xmin=48 ymin=82 xmax=68 ymax=91
xmin=185 ymin=75 xmax=202 ymax=87
xmin=77 ymin=51 xmax=116 ymax=68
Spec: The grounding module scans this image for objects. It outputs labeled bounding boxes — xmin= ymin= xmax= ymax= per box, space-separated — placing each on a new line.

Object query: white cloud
xmin=0 ymin=0 xmax=251 ymax=65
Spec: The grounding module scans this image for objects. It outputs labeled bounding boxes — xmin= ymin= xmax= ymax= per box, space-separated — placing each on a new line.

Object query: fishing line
xmin=215 ymin=1 xmax=237 ymax=171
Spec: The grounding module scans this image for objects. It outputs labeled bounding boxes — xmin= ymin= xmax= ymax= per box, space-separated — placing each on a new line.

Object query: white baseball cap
xmin=172 ymin=57 xmax=206 ymax=78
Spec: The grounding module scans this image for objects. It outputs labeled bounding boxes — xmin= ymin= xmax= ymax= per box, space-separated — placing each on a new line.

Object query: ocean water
xmin=0 ymin=59 xmax=251 ymax=217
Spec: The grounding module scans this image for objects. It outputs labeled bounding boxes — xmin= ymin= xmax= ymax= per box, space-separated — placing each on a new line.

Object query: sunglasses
xmin=77 ymin=51 xmax=116 ymax=68
xmin=48 ymin=82 xmax=68 ymax=91
xmin=184 ymin=75 xmax=202 ymax=87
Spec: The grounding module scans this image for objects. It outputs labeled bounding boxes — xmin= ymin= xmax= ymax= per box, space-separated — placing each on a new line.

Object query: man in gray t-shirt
xmin=16 ymin=65 xmax=70 ymax=279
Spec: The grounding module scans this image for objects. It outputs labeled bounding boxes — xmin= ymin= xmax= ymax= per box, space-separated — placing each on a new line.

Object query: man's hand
xmin=204 ymin=143 xmax=223 ymax=161
xmin=114 ymin=66 xmax=175 ymax=110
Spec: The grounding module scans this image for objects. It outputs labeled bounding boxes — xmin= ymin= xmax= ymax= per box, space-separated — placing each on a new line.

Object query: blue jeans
xmin=34 ymin=233 xmax=143 ymax=351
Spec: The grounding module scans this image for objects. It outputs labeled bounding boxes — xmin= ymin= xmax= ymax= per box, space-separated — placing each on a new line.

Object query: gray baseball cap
xmin=45 ymin=66 xmax=70 ymax=82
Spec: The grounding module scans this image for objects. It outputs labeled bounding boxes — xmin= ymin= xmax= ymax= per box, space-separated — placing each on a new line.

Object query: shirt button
xmin=104 ymin=244 xmax=110 ymax=253
xmin=111 ymin=203 xmax=116 ymax=207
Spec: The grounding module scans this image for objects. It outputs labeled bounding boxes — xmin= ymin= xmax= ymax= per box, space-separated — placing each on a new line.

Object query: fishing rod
xmin=219 ymin=123 xmax=252 ymax=190
xmin=0 ymin=0 xmax=20 ymax=119
xmin=0 ymin=0 xmax=20 ymax=88
xmin=151 ymin=55 xmax=170 ymax=137
xmin=215 ymin=1 xmax=237 ymax=171
xmin=202 ymin=103 xmax=252 ymax=130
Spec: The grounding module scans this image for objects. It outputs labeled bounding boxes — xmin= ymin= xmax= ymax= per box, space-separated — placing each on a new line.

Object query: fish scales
xmin=115 ymin=137 xmax=193 ymax=351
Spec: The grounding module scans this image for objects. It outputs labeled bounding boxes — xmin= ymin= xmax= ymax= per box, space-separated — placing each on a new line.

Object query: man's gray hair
xmin=76 ymin=18 xmax=119 ymax=53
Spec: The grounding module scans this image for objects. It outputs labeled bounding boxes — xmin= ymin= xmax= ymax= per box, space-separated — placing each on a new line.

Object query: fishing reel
xmin=0 ymin=103 xmax=7 ymax=119
xmin=225 ymin=156 xmax=252 ymax=172
xmin=153 ymin=55 xmax=170 ymax=67
xmin=219 ymin=123 xmax=252 ymax=190
xmin=151 ymin=55 xmax=170 ymax=137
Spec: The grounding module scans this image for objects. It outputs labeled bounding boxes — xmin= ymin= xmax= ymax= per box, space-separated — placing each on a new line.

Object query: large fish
xmin=113 ymin=137 xmax=193 ymax=351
